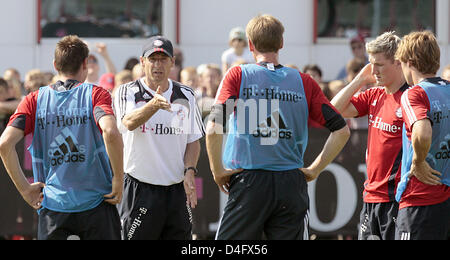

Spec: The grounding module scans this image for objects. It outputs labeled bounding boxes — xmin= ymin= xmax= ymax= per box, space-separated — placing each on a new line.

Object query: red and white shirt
xmin=350 ymin=84 xmax=409 ymax=203
xmin=8 ymin=80 xmax=114 ymax=135
xmin=399 ymin=80 xmax=450 ymax=209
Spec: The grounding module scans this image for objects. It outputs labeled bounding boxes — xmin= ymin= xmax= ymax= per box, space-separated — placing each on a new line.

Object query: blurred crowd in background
xmin=1 ymin=27 xmax=450 ymax=135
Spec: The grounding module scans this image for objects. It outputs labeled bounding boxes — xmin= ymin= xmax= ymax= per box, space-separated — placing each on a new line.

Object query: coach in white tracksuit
xmin=114 ymin=35 xmax=205 ymax=240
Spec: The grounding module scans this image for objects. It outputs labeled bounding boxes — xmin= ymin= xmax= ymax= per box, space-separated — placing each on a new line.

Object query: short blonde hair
xmin=246 ymin=14 xmax=284 ymax=53
xmin=395 ymin=31 xmax=440 ymax=75
xmin=25 ymin=69 xmax=47 ymax=92
xmin=366 ymin=31 xmax=401 ymax=61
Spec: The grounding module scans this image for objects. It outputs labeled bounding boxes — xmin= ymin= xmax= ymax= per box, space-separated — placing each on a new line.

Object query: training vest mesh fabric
xmin=30 ymin=84 xmax=112 ymax=212
xmin=223 ymin=64 xmax=309 ymax=171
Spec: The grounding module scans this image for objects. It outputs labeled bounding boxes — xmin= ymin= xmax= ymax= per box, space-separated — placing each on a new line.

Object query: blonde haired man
xmin=331 ymin=31 xmax=408 ymax=240
xmin=395 ymin=31 xmax=449 ymax=240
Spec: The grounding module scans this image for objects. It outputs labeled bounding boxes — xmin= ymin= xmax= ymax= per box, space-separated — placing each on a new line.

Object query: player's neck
xmin=59 ymin=72 xmax=87 ymax=84
xmin=385 ymin=77 xmax=406 ymax=95
xmin=414 ymin=73 xmax=436 ymax=85
xmin=254 ymin=52 xmax=280 ymax=66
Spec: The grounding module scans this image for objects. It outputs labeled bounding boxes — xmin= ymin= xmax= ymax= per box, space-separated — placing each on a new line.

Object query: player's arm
xmin=331 ymin=64 xmax=375 ymax=118
xmin=121 ymin=86 xmax=171 ymax=131
xmin=98 ymin=114 xmax=124 ymax=204
xmin=401 ymin=88 xmax=441 ymax=185
xmin=302 ymin=74 xmax=350 ymax=181
xmin=301 ymin=126 xmax=350 ymax=182
xmin=206 ymin=120 xmax=242 ymax=195
xmin=94 ymin=87 xmax=124 ymax=204
xmin=206 ymin=66 xmax=243 ymax=194
xmin=0 ymin=126 xmax=44 ymax=209
xmin=409 ymin=119 xmax=441 ymax=185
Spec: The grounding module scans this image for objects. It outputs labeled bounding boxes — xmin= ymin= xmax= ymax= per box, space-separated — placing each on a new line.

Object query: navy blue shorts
xmin=215 ymin=169 xmax=310 ymax=240
xmin=358 ymin=201 xmax=398 ymax=240
xmin=38 ymin=201 xmax=121 ymax=240
xmin=119 ymin=173 xmax=192 ymax=240
xmin=395 ymin=198 xmax=450 ymax=240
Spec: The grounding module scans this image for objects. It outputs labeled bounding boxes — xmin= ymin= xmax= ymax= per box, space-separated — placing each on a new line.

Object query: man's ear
xmin=248 ymin=39 xmax=255 ymax=52
xmin=82 ymin=57 xmax=88 ymax=70
xmin=53 ymin=59 xmax=57 ymax=71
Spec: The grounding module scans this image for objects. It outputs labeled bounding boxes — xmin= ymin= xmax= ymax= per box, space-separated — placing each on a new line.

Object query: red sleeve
xmin=301 ymin=72 xmax=341 ymax=127
xmin=401 ymin=86 xmax=430 ymax=132
xmin=92 ymin=85 xmax=114 ymax=131
xmin=214 ymin=66 xmax=242 ymax=105
xmin=7 ymin=91 xmax=39 ymax=135
xmin=350 ymin=88 xmax=374 ymax=117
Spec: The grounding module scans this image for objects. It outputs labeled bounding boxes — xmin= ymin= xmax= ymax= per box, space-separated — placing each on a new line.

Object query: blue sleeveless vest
xmin=223 ymin=64 xmax=309 ymax=171
xmin=396 ymin=80 xmax=450 ymax=202
xmin=30 ymin=84 xmax=112 ymax=212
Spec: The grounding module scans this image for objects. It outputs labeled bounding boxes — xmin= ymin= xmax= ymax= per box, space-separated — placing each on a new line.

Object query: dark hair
xmin=54 ymin=35 xmax=89 ymax=75
xmin=303 ymin=64 xmax=322 ymax=78
xmin=124 ymin=57 xmax=139 ymax=71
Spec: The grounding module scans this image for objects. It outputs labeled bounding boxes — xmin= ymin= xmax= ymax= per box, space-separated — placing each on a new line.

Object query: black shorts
xmin=215 ymin=169 xmax=310 ymax=240
xmin=358 ymin=201 xmax=398 ymax=240
xmin=38 ymin=201 xmax=121 ymax=240
xmin=119 ymin=173 xmax=192 ymax=240
xmin=395 ymin=198 xmax=450 ymax=240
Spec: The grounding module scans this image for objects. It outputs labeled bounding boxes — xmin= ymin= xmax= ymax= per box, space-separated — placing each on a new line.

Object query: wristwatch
xmin=184 ymin=167 xmax=198 ymax=176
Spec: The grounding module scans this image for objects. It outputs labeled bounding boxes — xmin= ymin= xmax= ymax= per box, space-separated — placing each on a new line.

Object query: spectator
xmin=199 ymin=63 xmax=221 ymax=98
xmin=99 ymin=73 xmax=115 ymax=94
xmin=131 ymin=63 xmax=144 ymax=81
xmin=85 ymin=42 xmax=117 ymax=85
xmin=303 ymin=64 xmax=330 ymax=100
xmin=329 ymin=58 xmax=366 ymax=100
xmin=442 ymin=64 xmax=450 ymax=81
xmin=285 ymin=64 xmax=300 ymax=71
xmin=123 ymin=57 xmax=139 ymax=71
xmin=197 ymin=64 xmax=222 ymax=118
xmin=114 ymin=70 xmax=133 ymax=87
xmin=221 ymin=27 xmax=255 ymax=75
xmin=3 ymin=68 xmax=25 ymax=96
xmin=5 ymin=78 xmax=22 ymax=101
xmin=42 ymin=71 xmax=55 ymax=85
xmin=0 ymin=78 xmax=20 ymax=132
xmin=169 ymin=47 xmax=184 ymax=82
xmin=0 ymin=78 xmax=11 ymax=102
xmin=336 ymin=34 xmax=368 ymax=80
xmin=24 ymin=69 xmax=47 ymax=93
xmin=180 ymin=66 xmax=199 ymax=91
xmin=3 ymin=68 xmax=21 ymax=83
xmin=112 ymin=70 xmax=133 ymax=99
